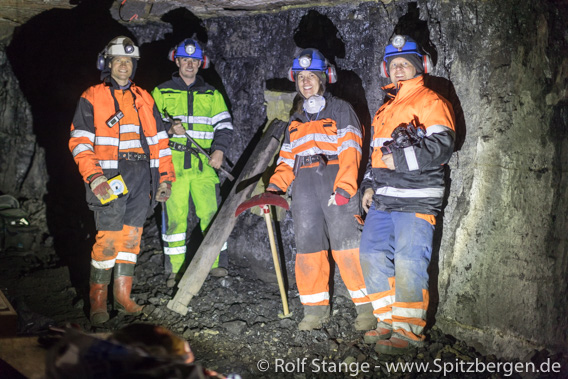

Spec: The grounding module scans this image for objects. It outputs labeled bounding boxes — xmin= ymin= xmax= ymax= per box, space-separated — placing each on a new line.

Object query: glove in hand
xmin=89 ymin=174 xmax=114 ymax=202
xmin=328 ymin=192 xmax=349 ymax=206
xmin=155 ymin=181 xmax=172 ymax=202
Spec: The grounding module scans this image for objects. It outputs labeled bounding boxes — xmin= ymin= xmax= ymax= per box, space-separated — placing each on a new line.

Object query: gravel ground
xmin=1 ymin=218 xmax=566 ymax=379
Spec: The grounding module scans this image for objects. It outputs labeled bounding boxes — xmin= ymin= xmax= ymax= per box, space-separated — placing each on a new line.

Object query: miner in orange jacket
xmin=359 ymin=35 xmax=455 ymax=354
xmin=267 ymin=48 xmax=375 ymax=331
xmin=69 ymin=36 xmax=175 ymax=325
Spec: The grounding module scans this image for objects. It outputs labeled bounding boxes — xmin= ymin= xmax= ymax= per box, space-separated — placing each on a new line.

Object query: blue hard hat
xmin=291 ymin=48 xmax=329 ymax=73
xmin=383 ymin=35 xmax=424 ymax=63
xmin=174 ymin=38 xmax=204 ymax=60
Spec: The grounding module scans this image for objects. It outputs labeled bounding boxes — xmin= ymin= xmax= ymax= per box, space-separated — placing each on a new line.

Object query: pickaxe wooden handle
xmin=235 ymin=192 xmax=290 ymax=316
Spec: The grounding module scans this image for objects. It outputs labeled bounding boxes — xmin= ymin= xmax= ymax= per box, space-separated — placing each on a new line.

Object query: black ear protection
xmin=288 ymin=65 xmax=338 ymax=84
xmin=380 ymin=54 xmax=433 ymax=78
xmin=96 ymin=50 xmax=107 ymax=71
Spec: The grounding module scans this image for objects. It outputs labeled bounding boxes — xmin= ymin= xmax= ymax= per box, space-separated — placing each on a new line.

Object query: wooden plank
xmin=0 ymin=336 xmax=44 ymax=379
xmin=0 ymin=289 xmax=17 ymax=338
xmin=167 ymin=119 xmax=287 ymax=315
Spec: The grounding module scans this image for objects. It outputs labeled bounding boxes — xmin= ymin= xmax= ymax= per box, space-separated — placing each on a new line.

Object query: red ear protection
xmin=422 ymin=55 xmax=432 ymax=74
xmin=288 ymin=67 xmax=295 ymax=82
xmin=326 ymin=65 xmax=337 ymax=84
xmin=380 ymin=61 xmax=388 ymax=78
xmin=201 ymin=55 xmax=210 ymax=69
xmin=168 ymin=48 xmax=175 ymax=62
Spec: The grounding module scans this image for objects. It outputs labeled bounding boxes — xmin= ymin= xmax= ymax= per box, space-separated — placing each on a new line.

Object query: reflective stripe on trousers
xmin=91 ymin=225 xmax=142 ymax=269
xmin=162 ymin=150 xmax=221 ymax=273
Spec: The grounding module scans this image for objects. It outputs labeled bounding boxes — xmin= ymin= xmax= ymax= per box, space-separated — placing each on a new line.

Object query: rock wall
xmin=2 ymin=0 xmax=566 ymax=359
xmin=0 ymin=44 xmax=48 ymax=232
xmin=432 ymin=4 xmax=568 ymax=357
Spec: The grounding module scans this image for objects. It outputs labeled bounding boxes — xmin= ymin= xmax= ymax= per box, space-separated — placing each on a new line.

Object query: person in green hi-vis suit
xmin=152 ymin=38 xmax=234 ymax=286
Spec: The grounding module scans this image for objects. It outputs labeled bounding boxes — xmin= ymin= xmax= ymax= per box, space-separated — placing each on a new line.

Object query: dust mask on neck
xmin=303 ymin=95 xmax=326 ymax=114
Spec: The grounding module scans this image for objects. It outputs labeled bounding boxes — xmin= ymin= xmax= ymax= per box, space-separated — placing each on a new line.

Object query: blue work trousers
xmin=359 ymin=205 xmax=434 ymax=340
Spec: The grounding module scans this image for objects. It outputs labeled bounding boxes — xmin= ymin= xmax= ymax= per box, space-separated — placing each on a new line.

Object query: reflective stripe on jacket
xmin=269 ymin=94 xmax=363 ymax=199
xmin=361 ymin=75 xmax=455 ymax=215
xmin=151 ymin=74 xmax=233 ymax=155
xmin=69 ymin=80 xmax=175 ymax=184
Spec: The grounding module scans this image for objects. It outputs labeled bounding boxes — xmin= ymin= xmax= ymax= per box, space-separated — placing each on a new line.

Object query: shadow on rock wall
xmin=6 ymin=0 xmax=134 ymax=292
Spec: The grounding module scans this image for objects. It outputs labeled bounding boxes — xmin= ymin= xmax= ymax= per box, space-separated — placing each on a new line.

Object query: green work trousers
xmin=163 ymin=151 xmax=220 ymax=273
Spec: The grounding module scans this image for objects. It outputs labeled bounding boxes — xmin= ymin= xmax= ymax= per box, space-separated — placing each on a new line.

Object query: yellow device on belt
xmin=100 ymin=174 xmax=128 ymax=204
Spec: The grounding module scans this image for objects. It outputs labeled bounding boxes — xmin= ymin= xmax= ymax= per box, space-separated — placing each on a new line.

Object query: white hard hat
xmin=104 ymin=36 xmax=140 ymax=59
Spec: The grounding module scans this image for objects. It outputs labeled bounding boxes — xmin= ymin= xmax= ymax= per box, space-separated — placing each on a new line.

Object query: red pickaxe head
xmin=234 ymin=191 xmax=292 ymax=317
xmin=235 ymin=192 xmax=289 ymax=217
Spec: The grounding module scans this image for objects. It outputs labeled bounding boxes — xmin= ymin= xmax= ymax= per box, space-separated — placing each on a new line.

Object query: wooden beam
xmin=167 ymin=119 xmax=287 ymax=315
xmin=0 ymin=289 xmax=17 ymax=338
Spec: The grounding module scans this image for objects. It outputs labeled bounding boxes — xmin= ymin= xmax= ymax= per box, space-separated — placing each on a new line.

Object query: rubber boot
xmin=166 ymin=273 xmax=177 ymax=288
xmin=375 ymin=336 xmax=422 ymax=355
xmin=210 ymin=247 xmax=228 ymax=277
xmin=89 ymin=267 xmax=112 ymax=325
xmin=113 ymin=263 xmax=143 ymax=314
xmin=354 ymin=303 xmax=378 ymax=331
xmin=364 ymin=321 xmax=393 ymax=343
xmin=375 ymin=333 xmax=424 ymax=355
xmin=298 ymin=305 xmax=330 ymax=331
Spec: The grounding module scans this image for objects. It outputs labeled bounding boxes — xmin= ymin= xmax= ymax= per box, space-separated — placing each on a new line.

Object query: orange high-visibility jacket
xmin=269 ymin=94 xmax=363 ymax=199
xmin=69 ymin=81 xmax=175 ymax=186
xmin=361 ymin=75 xmax=455 ymax=215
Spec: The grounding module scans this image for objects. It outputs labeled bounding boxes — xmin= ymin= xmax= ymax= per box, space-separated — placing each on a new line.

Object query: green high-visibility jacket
xmin=151 ymin=74 xmax=233 ymax=156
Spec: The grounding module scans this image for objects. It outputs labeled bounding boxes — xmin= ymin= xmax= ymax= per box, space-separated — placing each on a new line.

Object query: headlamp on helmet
xmin=185 ymin=44 xmax=196 ymax=56
xmin=391 ymin=35 xmax=406 ymax=50
xmin=104 ymin=36 xmax=140 ymax=59
xmin=288 ymin=48 xmax=337 ymax=84
xmin=168 ymin=38 xmax=210 ymax=69
xmin=298 ymin=55 xmax=312 ymax=69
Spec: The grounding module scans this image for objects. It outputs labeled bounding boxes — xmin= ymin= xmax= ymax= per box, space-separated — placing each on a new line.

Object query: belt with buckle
xmin=169 ymin=141 xmax=192 ymax=152
xmin=293 ymin=154 xmax=338 ymax=177
xmin=299 ymin=154 xmax=338 ymax=166
xmin=169 ymin=141 xmax=209 ymax=155
xmin=118 ymin=152 xmax=149 ymax=161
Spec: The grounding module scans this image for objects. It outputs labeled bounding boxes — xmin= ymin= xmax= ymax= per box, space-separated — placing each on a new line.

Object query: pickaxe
xmin=235 ymin=192 xmax=291 ymax=317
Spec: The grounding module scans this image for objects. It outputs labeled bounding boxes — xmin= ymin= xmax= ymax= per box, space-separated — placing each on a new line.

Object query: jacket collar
xmin=104 ymin=76 xmax=133 ymax=90
xmin=383 ymin=75 xmax=424 ymax=99
xmin=172 ymin=72 xmax=207 ymax=90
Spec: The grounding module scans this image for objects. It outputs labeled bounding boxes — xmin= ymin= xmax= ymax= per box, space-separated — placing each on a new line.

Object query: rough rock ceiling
xmin=0 ymin=0 xmax=385 ymax=27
